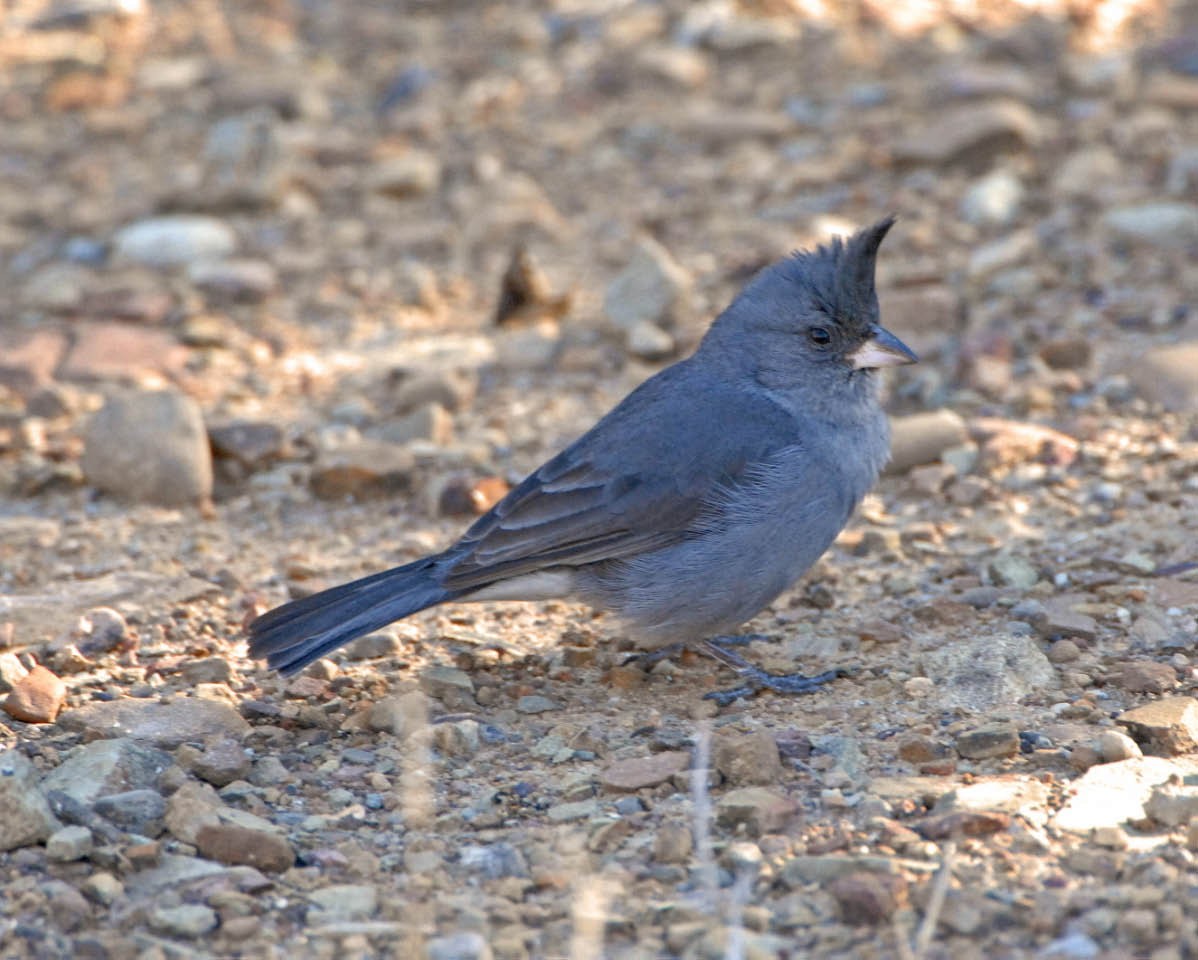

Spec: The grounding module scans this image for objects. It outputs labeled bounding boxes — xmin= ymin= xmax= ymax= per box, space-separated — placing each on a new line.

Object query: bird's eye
xmin=808 ymin=327 xmax=831 ymax=346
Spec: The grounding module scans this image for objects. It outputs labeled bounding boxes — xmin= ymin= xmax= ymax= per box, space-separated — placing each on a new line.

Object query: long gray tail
xmin=248 ymin=557 xmax=454 ymax=675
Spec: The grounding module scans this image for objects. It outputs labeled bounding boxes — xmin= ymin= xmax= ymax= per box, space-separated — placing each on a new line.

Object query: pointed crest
xmin=835 ymin=215 xmax=894 ymax=307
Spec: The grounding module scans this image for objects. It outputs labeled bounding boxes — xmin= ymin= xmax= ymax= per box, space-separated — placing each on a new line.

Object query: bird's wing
xmin=439 ymin=364 xmax=798 ymax=591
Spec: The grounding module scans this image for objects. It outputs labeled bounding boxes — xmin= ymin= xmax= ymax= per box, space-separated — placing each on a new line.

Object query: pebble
xmin=114 ymin=215 xmax=237 ymax=267
xmin=419 ymin=665 xmax=476 ymax=710
xmin=515 ymin=694 xmax=558 ymax=714
xmin=73 ymin=607 xmax=128 ymax=656
xmin=603 ymin=235 xmax=691 ymax=331
xmin=625 ymin=320 xmax=675 ymax=361
xmin=378 ymin=402 xmax=454 ymax=446
xmin=1126 ymin=343 xmax=1198 ymax=412
xmin=959 ymin=169 xmax=1024 ymax=227
xmin=892 ymin=101 xmax=1040 ymax=169
xmin=829 ymin=871 xmax=908 ymax=924
xmin=188 ymin=258 xmax=278 ymax=302
xmin=3 ymin=664 xmax=67 ymax=723
xmin=715 ymin=787 xmax=795 ymax=836
xmin=1103 ymin=203 xmax=1198 ymax=248
xmin=208 ymin=420 xmax=286 ymax=470
xmin=955 ymin=724 xmax=1020 ymax=760
xmin=653 ymin=822 xmax=693 ymax=864
xmin=93 ymin=789 xmax=167 ymax=837
xmin=1117 ymin=698 xmax=1198 ymax=756
xmin=1052 ymin=146 xmax=1119 ymax=197
xmin=713 ymin=729 xmax=783 ymax=785
xmin=310 ymin=438 xmax=416 ymax=500
xmin=459 ymin=842 xmax=528 ymax=879
xmin=149 ymin=904 xmax=219 ymax=938
xmin=81 ymin=389 xmax=213 ymax=506
xmin=195 ymin=821 xmax=296 ymax=873
xmin=1098 ymin=730 xmax=1143 ymax=763
xmin=921 ymin=631 xmax=1055 ymax=712
xmin=988 ymin=552 xmax=1039 ymax=590
xmin=600 ymin=751 xmax=690 ymax=792
xmin=367 ymin=151 xmax=442 ymax=198
xmin=1119 ymin=661 xmax=1177 ymax=694
xmin=0 ymin=653 xmax=29 ymax=693
xmin=1144 ymin=783 xmax=1198 ymax=827
xmin=391 ymin=369 xmax=476 ymax=415
xmin=190 ymin=736 xmax=252 ymax=787
xmin=886 ymin=409 xmax=968 ymax=474
xmin=426 ymin=932 xmax=494 ymax=960
xmin=307 ymin=883 xmax=379 ymax=921
xmin=41 ymin=738 xmax=173 ymax=805
xmin=46 ymin=825 xmax=94 ymax=862
xmin=346 ymin=630 xmax=403 ymax=660
xmin=58 ymin=697 xmax=249 ymax=749
xmin=81 ymin=872 xmax=124 ymax=906
xmin=0 ymin=747 xmax=58 ymax=853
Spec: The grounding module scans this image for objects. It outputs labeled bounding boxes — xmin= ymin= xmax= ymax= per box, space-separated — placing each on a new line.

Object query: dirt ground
xmin=2 ymin=1 xmax=1198 ymax=958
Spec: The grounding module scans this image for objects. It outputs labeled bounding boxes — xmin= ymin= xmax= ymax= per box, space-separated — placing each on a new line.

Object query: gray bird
xmin=249 ymin=218 xmax=917 ymax=703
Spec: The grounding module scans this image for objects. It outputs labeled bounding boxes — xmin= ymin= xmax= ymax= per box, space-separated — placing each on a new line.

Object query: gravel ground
xmin=2 ymin=1 xmax=1198 ymax=958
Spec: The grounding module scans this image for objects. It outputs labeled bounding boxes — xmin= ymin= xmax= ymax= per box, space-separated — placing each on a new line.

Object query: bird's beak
xmin=847 ymin=326 xmax=919 ymax=370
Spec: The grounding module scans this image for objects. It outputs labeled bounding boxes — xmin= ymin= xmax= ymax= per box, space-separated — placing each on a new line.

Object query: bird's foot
xmin=698 ymin=638 xmax=850 ymax=707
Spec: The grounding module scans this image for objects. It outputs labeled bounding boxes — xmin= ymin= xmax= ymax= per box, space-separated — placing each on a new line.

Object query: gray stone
xmin=1098 ymin=729 xmax=1142 ymax=763
xmin=93 ymin=789 xmax=167 ymax=836
xmin=346 ymin=630 xmax=404 ymax=660
xmin=307 ymin=883 xmax=379 ymax=921
xmin=1145 ymin=783 xmax=1198 ymax=827
xmin=516 ymin=695 xmax=558 ymax=714
xmin=149 ymin=904 xmax=219 ymax=938
xmin=919 ymin=631 xmax=1056 ymax=712
xmin=625 ymin=321 xmax=675 ymax=361
xmin=893 ymin=101 xmax=1040 ymax=169
xmin=368 ymin=152 xmax=441 ymax=198
xmin=58 ymin=698 xmax=249 ymax=749
xmin=114 ymin=215 xmax=237 ymax=267
xmin=310 ymin=438 xmax=416 ymax=501
xmin=988 ymin=553 xmax=1039 ymax=590
xmin=1126 ymin=343 xmax=1198 ymax=412
xmin=603 ymin=235 xmax=691 ymax=331
xmin=427 ymin=932 xmax=494 ymax=960
xmin=188 ymin=258 xmax=278 ymax=302
xmin=955 ymin=724 xmax=1021 ymax=760
xmin=714 ymin=729 xmax=783 ymax=786
xmin=886 ymin=409 xmax=969 ymax=474
xmin=46 ymin=825 xmax=94 ymax=861
xmin=41 ymin=738 xmax=173 ymax=805
xmin=1053 ymin=147 xmax=1119 ymax=198
xmin=419 ymin=665 xmax=476 ymax=709
xmin=0 ymin=750 xmax=59 ymax=851
xmin=0 ymin=651 xmax=29 ymax=693
xmin=376 ymin=403 xmax=454 ymax=446
xmin=82 ymin=389 xmax=213 ymax=506
xmin=1104 ymin=203 xmax=1198 ymax=248
xmin=459 ymin=842 xmax=529 ymax=879
xmin=1117 ymin=697 xmax=1198 ymax=755
xmin=959 ymin=169 xmax=1024 ymax=227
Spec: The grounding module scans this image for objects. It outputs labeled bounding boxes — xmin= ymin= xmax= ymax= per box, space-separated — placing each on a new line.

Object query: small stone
xmin=427 ymin=932 xmax=494 ymax=960
xmin=1039 ymin=338 xmax=1092 ymax=371
xmin=1098 ymin=730 xmax=1142 ymax=763
xmin=1127 ymin=343 xmax=1198 ymax=413
xmin=1035 ymin=603 xmax=1099 ymax=642
xmin=0 ymin=652 xmax=29 ymax=693
xmin=829 ymin=871 xmax=908 ymax=924
xmin=74 ymin=607 xmax=128 ymax=656
xmin=61 ymin=322 xmax=190 ymax=383
xmin=46 ymin=825 xmax=93 ymax=862
xmin=3 ymin=665 xmax=66 ymax=723
xmin=713 ymin=730 xmax=783 ymax=785
xmin=959 ymin=169 xmax=1023 ymax=227
xmin=459 ymin=842 xmax=528 ymax=879
xmin=1047 ymin=639 xmax=1081 ymax=663
xmin=897 ymin=735 xmax=948 ymax=764
xmin=625 ymin=321 xmax=675 ymax=361
xmin=1119 ymin=661 xmax=1176 ymax=694
xmin=601 ymin=751 xmax=690 ymax=792
xmin=955 ymin=724 xmax=1020 ymax=760
xmin=1104 ymin=203 xmax=1198 ymax=249
xmin=1117 ymin=698 xmax=1198 ymax=756
xmin=310 ymin=439 xmax=415 ymax=500
xmin=653 ymin=822 xmax=693 ymax=864
xmin=364 ymin=692 xmax=430 ymax=737
xmin=916 ymin=810 xmax=1011 ymax=839
xmin=191 ymin=736 xmax=251 ymax=787
xmin=391 ymin=369 xmax=476 ymax=415
xmin=307 ymin=883 xmax=379 ymax=921
xmin=433 ymin=719 xmax=480 ymax=757
xmin=208 ymin=420 xmax=286 ymax=469
xmin=149 ymin=904 xmax=219 ymax=938
xmin=988 ymin=553 xmax=1039 ymax=590
xmin=378 ymin=403 xmax=454 ymax=446
xmin=892 ymin=100 xmax=1040 ymax=169
xmin=58 ymin=697 xmax=249 ymax=749
xmin=515 ymin=695 xmax=558 ymax=714
xmin=82 ymin=872 xmax=124 ymax=906
xmin=93 ymin=789 xmax=167 ymax=837
xmin=346 ymin=630 xmax=403 ymax=660
xmin=188 ymin=258 xmax=277 ymax=302
xmin=0 ymin=747 xmax=58 ymax=848
xmin=715 ymin=787 xmax=795 ymax=836
xmin=195 ymin=821 xmax=295 ymax=873
xmin=886 ymin=409 xmax=969 ymax=474
xmin=603 ymin=235 xmax=691 ymax=331
xmin=921 ymin=631 xmax=1055 ymax=712
xmin=42 ymin=738 xmax=173 ymax=805
xmin=82 ymin=389 xmax=212 ymax=506
xmin=419 ymin=665 xmax=476 ymax=710
xmin=435 ymin=475 xmax=511 ymax=517
xmin=1053 ymin=146 xmax=1120 ymax=198
xmin=368 ymin=152 xmax=441 ymax=198
xmin=114 ymin=216 xmax=237 ymax=267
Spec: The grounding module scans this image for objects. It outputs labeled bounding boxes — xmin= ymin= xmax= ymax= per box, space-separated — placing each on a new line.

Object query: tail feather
xmin=249 ymin=557 xmax=453 ymax=675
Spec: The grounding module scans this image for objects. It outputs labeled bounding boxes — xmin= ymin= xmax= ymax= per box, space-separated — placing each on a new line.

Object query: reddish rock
xmin=1117 ymin=698 xmax=1198 ymax=756
xmin=830 ymin=871 xmax=909 ymax=924
xmin=3 ymin=666 xmax=67 ymax=723
xmin=1119 ymin=661 xmax=1177 ymax=695
xmin=195 ymin=822 xmax=295 ymax=873
xmin=916 ymin=810 xmax=1012 ymax=840
xmin=601 ymin=751 xmax=690 ymax=792
xmin=60 ymin=323 xmax=190 ymax=383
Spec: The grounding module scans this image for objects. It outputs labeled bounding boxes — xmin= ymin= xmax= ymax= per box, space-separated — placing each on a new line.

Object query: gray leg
xmin=698 ymin=638 xmax=850 ymax=706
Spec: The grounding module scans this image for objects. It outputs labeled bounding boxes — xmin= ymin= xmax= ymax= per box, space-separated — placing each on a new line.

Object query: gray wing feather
xmin=439 ymin=362 xmax=799 ymax=591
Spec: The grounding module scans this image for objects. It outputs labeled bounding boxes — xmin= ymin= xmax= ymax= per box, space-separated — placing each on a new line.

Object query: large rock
xmin=58 ymin=698 xmax=248 ymax=749
xmin=114 ymin=215 xmax=237 ymax=267
xmin=0 ymin=749 xmax=59 ymax=851
xmin=82 ymin=389 xmax=213 ymax=506
xmin=1053 ymin=757 xmax=1198 ymax=833
xmin=41 ymin=738 xmax=173 ymax=805
xmin=918 ymin=630 xmax=1056 ymax=712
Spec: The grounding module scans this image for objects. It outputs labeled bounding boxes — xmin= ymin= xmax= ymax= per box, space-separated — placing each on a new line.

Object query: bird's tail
xmin=248 ymin=557 xmax=453 ymax=675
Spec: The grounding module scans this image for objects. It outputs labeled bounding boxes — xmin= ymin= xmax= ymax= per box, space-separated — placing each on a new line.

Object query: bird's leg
xmin=623 ymin=633 xmax=770 ymax=668
xmin=698 ymin=638 xmax=849 ymax=707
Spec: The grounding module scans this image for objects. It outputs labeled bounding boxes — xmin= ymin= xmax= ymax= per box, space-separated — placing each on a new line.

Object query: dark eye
xmin=808 ymin=327 xmax=831 ymax=346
